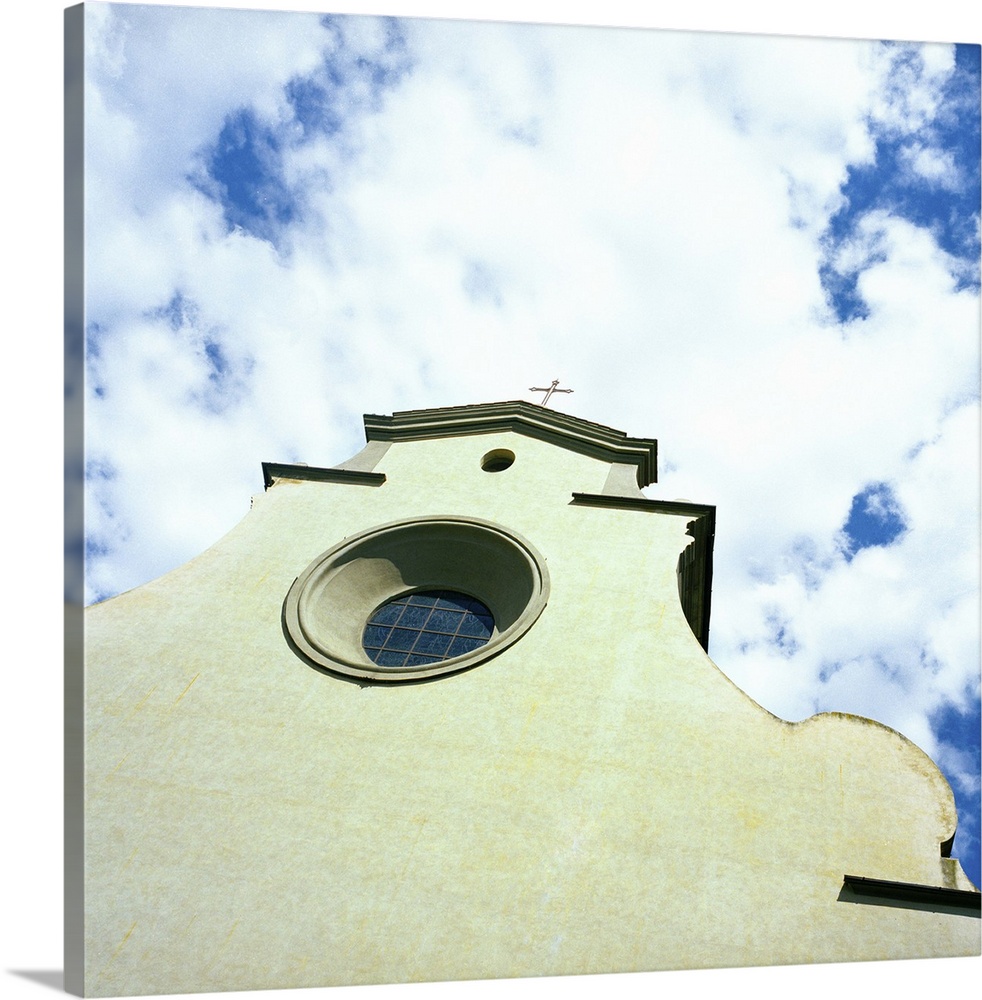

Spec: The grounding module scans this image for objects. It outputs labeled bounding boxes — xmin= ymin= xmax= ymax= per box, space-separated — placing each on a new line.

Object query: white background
xmin=2 ymin=2 xmax=979 ymax=1000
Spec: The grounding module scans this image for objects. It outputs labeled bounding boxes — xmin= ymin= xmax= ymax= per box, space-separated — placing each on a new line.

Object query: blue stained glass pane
xmin=413 ymin=631 xmax=453 ymax=656
xmin=457 ymin=615 xmax=493 ymax=639
xmin=386 ymin=627 xmax=417 ymax=651
xmin=369 ymin=603 xmax=403 ymax=626
xmin=397 ymin=604 xmax=431 ymax=629
xmin=362 ymin=624 xmax=391 ymax=648
xmin=405 ymin=652 xmax=444 ymax=666
xmin=371 ymin=648 xmax=408 ymax=667
xmin=427 ymin=608 xmax=465 ymax=633
xmin=447 ymin=635 xmax=486 ymax=658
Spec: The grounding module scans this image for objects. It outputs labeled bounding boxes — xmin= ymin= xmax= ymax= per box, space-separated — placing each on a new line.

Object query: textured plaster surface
xmin=82 ymin=429 xmax=980 ymax=995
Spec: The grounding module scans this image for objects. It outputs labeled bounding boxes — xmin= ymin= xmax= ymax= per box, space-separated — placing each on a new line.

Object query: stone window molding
xmin=284 ymin=515 xmax=550 ymax=682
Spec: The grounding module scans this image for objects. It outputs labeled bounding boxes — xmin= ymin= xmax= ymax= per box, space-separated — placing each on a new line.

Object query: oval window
xmin=283 ymin=516 xmax=549 ymax=682
xmin=362 ymin=590 xmax=494 ymax=667
xmin=481 ymin=449 xmax=515 ymax=472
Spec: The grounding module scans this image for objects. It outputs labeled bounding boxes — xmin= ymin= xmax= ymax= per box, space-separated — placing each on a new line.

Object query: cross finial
xmin=529 ymin=379 xmax=574 ymax=407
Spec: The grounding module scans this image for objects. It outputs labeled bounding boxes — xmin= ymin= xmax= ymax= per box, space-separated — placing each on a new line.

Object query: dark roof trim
xmin=842 ymin=874 xmax=981 ymax=914
xmin=262 ymin=462 xmax=386 ymax=490
xmin=569 ymin=493 xmax=715 ymax=520
xmin=570 ymin=492 xmax=716 ymax=652
xmin=363 ymin=401 xmax=659 ymax=487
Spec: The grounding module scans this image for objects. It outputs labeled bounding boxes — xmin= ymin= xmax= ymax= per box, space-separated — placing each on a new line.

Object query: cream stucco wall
xmin=81 ymin=423 xmax=980 ymax=996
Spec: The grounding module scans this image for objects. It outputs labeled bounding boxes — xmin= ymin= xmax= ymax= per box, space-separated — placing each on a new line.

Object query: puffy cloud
xmin=899 ymin=142 xmax=962 ymax=188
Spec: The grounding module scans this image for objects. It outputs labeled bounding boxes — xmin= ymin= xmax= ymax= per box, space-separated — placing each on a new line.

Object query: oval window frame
xmin=284 ymin=516 xmax=550 ymax=682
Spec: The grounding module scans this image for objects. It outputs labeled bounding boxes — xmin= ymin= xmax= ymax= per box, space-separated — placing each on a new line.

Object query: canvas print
xmin=65 ymin=3 xmax=981 ymax=996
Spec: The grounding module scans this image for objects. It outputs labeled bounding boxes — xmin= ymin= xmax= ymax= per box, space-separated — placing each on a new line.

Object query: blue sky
xmin=74 ymin=1 xmax=980 ymax=896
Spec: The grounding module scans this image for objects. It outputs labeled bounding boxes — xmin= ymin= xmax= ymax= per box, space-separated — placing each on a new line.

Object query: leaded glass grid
xmin=362 ymin=589 xmax=495 ymax=667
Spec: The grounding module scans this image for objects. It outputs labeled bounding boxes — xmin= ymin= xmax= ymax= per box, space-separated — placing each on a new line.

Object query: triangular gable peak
xmin=363 ymin=400 xmax=659 ymax=488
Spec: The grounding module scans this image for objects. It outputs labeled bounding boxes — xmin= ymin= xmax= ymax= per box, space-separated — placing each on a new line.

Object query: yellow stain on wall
xmin=173 ymin=673 xmax=200 ymax=708
xmin=97 ymin=921 xmax=137 ymax=980
xmin=128 ymin=685 xmax=157 ymax=718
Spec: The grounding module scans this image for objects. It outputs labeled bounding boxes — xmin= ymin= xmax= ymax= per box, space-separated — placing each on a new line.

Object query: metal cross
xmin=529 ymin=379 xmax=574 ymax=407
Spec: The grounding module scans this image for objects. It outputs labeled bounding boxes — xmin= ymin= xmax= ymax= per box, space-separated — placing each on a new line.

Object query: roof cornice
xmin=261 ymin=463 xmax=386 ymax=490
xmin=363 ymin=401 xmax=658 ymax=486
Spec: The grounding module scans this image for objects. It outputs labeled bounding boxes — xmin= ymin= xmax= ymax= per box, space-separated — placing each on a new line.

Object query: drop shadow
xmin=7 ymin=970 xmax=65 ymax=993
xmin=838 ymin=882 xmax=981 ymax=918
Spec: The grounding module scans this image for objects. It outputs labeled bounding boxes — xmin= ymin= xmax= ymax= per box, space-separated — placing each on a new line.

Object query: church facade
xmin=76 ymin=401 xmax=979 ymax=996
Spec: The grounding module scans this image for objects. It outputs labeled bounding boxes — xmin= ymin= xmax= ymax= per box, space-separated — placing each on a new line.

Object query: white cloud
xmin=868 ymin=41 xmax=957 ymax=136
xmin=899 ymin=142 xmax=962 ymax=188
